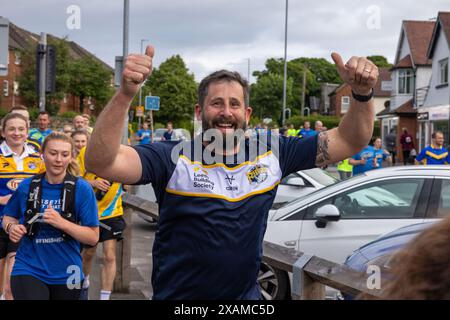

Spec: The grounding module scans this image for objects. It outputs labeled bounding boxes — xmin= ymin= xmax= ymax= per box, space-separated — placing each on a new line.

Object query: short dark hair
xmin=432 ymin=131 xmax=444 ymax=139
xmin=38 ymin=111 xmax=50 ymax=117
xmin=198 ymin=70 xmax=249 ymax=108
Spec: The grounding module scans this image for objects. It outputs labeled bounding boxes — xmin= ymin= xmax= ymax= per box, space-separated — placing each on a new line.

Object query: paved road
xmin=89 ymin=213 xmax=156 ymax=300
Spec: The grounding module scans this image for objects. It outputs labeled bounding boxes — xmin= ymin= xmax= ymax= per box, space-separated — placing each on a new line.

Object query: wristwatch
xmin=352 ymin=89 xmax=374 ymax=102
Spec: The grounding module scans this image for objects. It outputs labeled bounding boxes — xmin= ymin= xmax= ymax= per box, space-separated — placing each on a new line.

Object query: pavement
xmin=88 ymin=213 xmax=156 ymax=300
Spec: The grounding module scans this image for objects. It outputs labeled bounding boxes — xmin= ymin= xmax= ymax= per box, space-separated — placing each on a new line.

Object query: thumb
xmin=331 ymin=52 xmax=346 ymax=74
xmin=145 ymin=45 xmax=155 ymax=58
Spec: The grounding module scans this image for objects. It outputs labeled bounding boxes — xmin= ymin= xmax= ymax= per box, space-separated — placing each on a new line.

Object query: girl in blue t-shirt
xmin=1 ymin=132 xmax=99 ymax=300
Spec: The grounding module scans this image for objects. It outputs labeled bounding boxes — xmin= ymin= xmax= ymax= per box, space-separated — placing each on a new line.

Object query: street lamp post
xmin=138 ymin=39 xmax=149 ymax=129
xmin=282 ymin=0 xmax=289 ymax=126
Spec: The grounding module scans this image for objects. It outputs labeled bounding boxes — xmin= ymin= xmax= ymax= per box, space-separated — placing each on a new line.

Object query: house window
xmin=398 ymin=69 xmax=413 ymax=94
xmin=13 ymin=81 xmax=19 ymax=96
xmin=14 ymin=52 xmax=21 ymax=65
xmin=439 ymin=58 xmax=448 ymax=85
xmin=3 ymin=80 xmax=8 ymax=97
xmin=341 ymin=96 xmax=350 ymax=113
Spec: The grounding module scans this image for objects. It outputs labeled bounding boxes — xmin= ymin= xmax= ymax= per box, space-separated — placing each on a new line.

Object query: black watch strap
xmin=352 ymin=89 xmax=374 ymax=102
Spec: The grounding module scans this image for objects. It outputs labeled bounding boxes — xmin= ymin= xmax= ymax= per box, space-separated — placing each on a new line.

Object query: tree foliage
xmin=142 ymin=55 xmax=198 ymax=124
xmin=17 ymin=38 xmax=113 ymax=115
xmin=367 ymin=55 xmax=393 ymax=68
xmin=250 ymin=73 xmax=294 ymax=123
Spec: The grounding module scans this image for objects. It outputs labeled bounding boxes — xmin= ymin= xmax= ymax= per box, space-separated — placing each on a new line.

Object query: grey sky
xmin=2 ymin=0 xmax=449 ymax=82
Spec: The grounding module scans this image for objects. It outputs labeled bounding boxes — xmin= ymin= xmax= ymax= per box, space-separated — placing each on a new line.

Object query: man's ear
xmin=195 ymin=103 xmax=202 ymax=121
xmin=245 ymin=106 xmax=253 ymax=125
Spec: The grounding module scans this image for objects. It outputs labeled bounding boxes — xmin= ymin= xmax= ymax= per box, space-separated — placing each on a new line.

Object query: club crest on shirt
xmin=246 ymin=164 xmax=268 ymax=184
xmin=7 ymin=178 xmax=24 ymax=191
xmin=28 ymin=162 xmax=37 ymax=170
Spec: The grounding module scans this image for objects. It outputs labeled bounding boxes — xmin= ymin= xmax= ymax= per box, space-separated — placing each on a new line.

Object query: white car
xmin=275 ymin=169 xmax=338 ymax=205
xmin=260 ymin=166 xmax=447 ymax=300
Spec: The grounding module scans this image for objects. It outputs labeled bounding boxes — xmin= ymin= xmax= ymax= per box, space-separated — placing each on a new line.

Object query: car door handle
xmin=284 ymin=240 xmax=297 ymax=247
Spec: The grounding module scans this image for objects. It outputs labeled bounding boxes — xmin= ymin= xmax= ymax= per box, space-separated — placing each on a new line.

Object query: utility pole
xmin=282 ymin=0 xmax=289 ymax=126
xmin=138 ymin=39 xmax=149 ymax=130
xmin=38 ymin=33 xmax=47 ymax=112
xmin=121 ymin=0 xmax=129 ymax=145
xmin=301 ymin=68 xmax=306 ymax=117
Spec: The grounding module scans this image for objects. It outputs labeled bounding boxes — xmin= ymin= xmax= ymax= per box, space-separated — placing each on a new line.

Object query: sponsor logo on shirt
xmin=193 ymin=167 xmax=215 ymax=190
xmin=246 ymin=165 xmax=268 ymax=184
xmin=2 ymin=162 xmax=9 ymax=168
xmin=225 ymin=174 xmax=238 ymax=191
xmin=6 ymin=178 xmax=24 ymax=191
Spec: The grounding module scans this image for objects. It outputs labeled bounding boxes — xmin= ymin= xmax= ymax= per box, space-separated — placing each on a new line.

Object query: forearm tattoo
xmin=315 ymin=131 xmax=330 ymax=167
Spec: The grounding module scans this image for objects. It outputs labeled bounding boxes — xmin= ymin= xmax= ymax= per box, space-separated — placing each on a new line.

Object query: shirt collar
xmin=431 ymin=144 xmax=443 ymax=150
xmin=1 ymin=141 xmax=36 ymax=157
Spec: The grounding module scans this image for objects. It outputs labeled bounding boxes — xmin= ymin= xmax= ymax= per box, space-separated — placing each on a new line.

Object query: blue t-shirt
xmin=373 ymin=148 xmax=388 ymax=168
xmin=133 ymin=134 xmax=318 ymax=299
xmin=29 ymin=128 xmax=53 ymax=144
xmin=352 ymin=146 xmax=376 ymax=175
xmin=4 ymin=177 xmax=99 ymax=285
xmin=137 ymin=129 xmax=152 ymax=144
xmin=299 ymin=128 xmax=317 ymax=138
xmin=415 ymin=145 xmax=449 ymax=165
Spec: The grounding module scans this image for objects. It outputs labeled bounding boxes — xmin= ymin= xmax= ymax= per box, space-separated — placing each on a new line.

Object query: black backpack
xmin=25 ymin=172 xmax=78 ymax=241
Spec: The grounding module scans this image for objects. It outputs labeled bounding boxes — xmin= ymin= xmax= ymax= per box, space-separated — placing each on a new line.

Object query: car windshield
xmin=279 ymin=172 xmax=368 ymax=208
xmin=303 ymin=169 xmax=339 ymax=186
xmin=154 ymin=129 xmax=167 ymax=137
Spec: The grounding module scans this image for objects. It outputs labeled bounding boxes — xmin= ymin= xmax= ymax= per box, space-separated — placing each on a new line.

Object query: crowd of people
xmin=0 ymin=106 xmax=127 ymax=300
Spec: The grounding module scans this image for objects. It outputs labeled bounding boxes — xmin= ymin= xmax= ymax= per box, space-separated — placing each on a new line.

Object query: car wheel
xmin=258 ymin=262 xmax=290 ymax=300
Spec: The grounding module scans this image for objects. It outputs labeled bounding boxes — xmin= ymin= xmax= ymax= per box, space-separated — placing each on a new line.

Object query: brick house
xmin=328 ymin=67 xmax=391 ymax=118
xmin=0 ymin=20 xmax=113 ymax=115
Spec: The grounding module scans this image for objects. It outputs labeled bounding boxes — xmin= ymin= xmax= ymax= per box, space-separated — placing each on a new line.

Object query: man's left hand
xmin=331 ymin=53 xmax=379 ymax=96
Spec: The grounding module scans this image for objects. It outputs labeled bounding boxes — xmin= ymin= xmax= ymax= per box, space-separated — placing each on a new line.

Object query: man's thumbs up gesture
xmin=331 ymin=53 xmax=379 ymax=96
xmin=121 ymin=45 xmax=155 ymax=99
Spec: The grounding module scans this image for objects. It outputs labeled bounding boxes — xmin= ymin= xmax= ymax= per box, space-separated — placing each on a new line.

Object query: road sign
xmin=145 ymin=96 xmax=160 ymax=111
xmin=136 ymin=105 xmax=144 ymax=117
xmin=0 ymin=18 xmax=9 ymax=77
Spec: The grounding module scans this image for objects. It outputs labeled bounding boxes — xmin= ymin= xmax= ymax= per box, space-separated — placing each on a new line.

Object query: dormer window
xmin=398 ymin=69 xmax=413 ymax=94
xmin=439 ymin=58 xmax=448 ymax=85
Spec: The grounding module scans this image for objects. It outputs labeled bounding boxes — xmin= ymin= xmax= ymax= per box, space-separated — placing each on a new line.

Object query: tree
xmin=17 ymin=38 xmax=71 ymax=115
xmin=367 ymin=55 xmax=393 ymax=68
xmin=250 ymin=73 xmax=294 ymax=123
xmin=68 ymin=56 xmax=114 ymax=113
xmin=142 ymin=55 xmax=197 ymax=124
xmin=252 ymin=57 xmax=342 ymax=117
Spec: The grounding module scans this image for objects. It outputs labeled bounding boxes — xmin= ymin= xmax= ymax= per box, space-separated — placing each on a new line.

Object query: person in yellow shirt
xmin=337 ymin=158 xmax=353 ymax=180
xmin=77 ymin=146 xmax=126 ymax=300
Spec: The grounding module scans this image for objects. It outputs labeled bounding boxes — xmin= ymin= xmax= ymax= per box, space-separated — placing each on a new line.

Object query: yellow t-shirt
xmin=77 ymin=146 xmax=123 ymax=220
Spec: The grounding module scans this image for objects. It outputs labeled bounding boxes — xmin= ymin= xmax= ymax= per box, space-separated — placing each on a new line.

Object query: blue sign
xmin=145 ymin=96 xmax=160 ymax=111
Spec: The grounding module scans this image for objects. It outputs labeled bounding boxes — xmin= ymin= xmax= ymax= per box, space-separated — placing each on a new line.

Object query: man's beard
xmin=201 ymin=114 xmax=247 ymax=152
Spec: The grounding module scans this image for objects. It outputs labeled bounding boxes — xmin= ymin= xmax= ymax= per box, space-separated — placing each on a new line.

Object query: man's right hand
xmin=120 ymin=45 xmax=155 ymax=99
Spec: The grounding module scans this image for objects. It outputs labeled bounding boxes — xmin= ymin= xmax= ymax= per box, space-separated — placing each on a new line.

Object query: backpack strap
xmin=60 ymin=173 xmax=78 ymax=241
xmin=25 ymin=173 xmax=79 ymax=240
xmin=25 ymin=173 xmax=45 ymax=237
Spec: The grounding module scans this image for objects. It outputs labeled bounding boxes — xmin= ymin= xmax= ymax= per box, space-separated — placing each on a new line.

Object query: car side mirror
xmin=285 ymin=177 xmax=305 ymax=187
xmin=314 ymin=204 xmax=341 ymax=228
